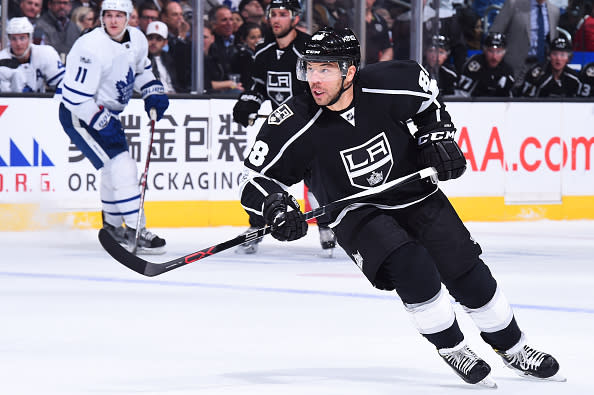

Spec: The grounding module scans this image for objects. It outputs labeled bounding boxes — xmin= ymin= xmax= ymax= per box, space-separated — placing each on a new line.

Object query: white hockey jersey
xmin=59 ymin=27 xmax=156 ymax=125
xmin=0 ymin=44 xmax=64 ymax=93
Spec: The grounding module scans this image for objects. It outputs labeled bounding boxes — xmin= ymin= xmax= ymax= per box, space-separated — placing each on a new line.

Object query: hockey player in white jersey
xmin=58 ymin=0 xmax=169 ymax=254
xmin=0 ymin=17 xmax=64 ymax=93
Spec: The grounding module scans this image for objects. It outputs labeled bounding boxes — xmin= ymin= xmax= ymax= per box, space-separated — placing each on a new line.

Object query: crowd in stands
xmin=1 ymin=0 xmax=593 ymax=97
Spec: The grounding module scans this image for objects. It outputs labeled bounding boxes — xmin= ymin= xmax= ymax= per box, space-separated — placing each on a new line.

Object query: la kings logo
xmin=267 ymin=71 xmax=292 ymax=106
xmin=339 ymin=133 xmax=393 ymax=189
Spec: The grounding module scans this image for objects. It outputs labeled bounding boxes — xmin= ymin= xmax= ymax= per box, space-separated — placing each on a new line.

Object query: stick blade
xmin=98 ymin=229 xmax=152 ymax=276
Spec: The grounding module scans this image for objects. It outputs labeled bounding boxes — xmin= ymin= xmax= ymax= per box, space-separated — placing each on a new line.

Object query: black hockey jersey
xmin=250 ymin=30 xmax=311 ymax=108
xmin=424 ymin=62 xmax=458 ymax=96
xmin=457 ymin=53 xmax=515 ymax=97
xmin=240 ymin=60 xmax=450 ymax=226
xmin=579 ymin=62 xmax=594 ymax=97
xmin=519 ymin=62 xmax=583 ymax=97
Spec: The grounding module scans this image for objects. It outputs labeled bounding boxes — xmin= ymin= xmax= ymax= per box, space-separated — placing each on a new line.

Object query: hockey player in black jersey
xmin=423 ymin=35 xmax=458 ymax=96
xmin=233 ymin=0 xmax=336 ymax=255
xmin=457 ymin=32 xmax=515 ymax=97
xmin=579 ymin=62 xmax=594 ymax=97
xmin=239 ymin=27 xmax=565 ymax=387
xmin=519 ymin=36 xmax=583 ymax=97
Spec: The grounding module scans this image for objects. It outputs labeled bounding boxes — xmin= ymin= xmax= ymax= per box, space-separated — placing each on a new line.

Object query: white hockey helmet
xmin=6 ymin=17 xmax=34 ymax=37
xmin=6 ymin=17 xmax=34 ymax=58
xmin=100 ymin=0 xmax=134 ymax=30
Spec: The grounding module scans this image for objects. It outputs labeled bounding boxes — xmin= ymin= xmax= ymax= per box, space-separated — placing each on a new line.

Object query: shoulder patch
xmin=586 ymin=65 xmax=594 ymax=78
xmin=468 ymin=60 xmax=481 ymax=72
xmin=268 ymin=103 xmax=294 ymax=125
xmin=531 ymin=66 xmax=543 ymax=78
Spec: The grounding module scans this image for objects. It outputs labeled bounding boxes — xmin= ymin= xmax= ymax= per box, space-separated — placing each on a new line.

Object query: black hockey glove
xmin=414 ymin=122 xmax=467 ymax=181
xmin=263 ymin=192 xmax=308 ymax=242
xmin=233 ymin=91 xmax=264 ymax=127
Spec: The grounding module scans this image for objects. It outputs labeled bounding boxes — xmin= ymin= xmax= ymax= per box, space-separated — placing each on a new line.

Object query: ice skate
xmin=439 ymin=342 xmax=497 ymax=388
xmin=318 ymin=226 xmax=336 ymax=258
xmin=235 ymin=226 xmax=262 ymax=254
xmin=125 ymin=227 xmax=166 ymax=255
xmin=494 ymin=334 xmax=566 ymax=382
xmin=101 ymin=211 xmax=127 ymax=245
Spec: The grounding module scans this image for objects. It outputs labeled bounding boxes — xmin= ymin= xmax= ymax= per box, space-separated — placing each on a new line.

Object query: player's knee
xmin=443 ymin=260 xmax=497 ymax=309
xmin=105 ymin=152 xmax=138 ymax=189
xmin=373 ymin=242 xmax=441 ymax=304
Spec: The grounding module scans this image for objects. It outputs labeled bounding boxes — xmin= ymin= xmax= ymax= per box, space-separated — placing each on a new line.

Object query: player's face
xmin=268 ymin=8 xmax=296 ymax=38
xmin=103 ymin=10 xmax=127 ymax=39
xmin=550 ymin=50 xmax=570 ymax=72
xmin=485 ymin=47 xmax=505 ymax=68
xmin=9 ymin=34 xmax=30 ymax=57
xmin=20 ymin=0 xmax=42 ymax=19
xmin=245 ymin=27 xmax=262 ymax=51
xmin=147 ymin=34 xmax=167 ymax=55
xmin=307 ymin=62 xmax=345 ymax=106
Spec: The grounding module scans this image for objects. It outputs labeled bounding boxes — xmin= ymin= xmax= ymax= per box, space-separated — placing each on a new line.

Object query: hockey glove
xmin=414 ymin=122 xmax=467 ymax=181
xmin=233 ymin=91 xmax=264 ymax=127
xmin=262 ymin=192 xmax=308 ymax=242
xmin=141 ymin=80 xmax=169 ymax=121
xmin=90 ymin=107 xmax=125 ymax=145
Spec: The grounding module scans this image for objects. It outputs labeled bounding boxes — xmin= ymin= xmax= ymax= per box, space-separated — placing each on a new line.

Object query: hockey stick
xmin=99 ymin=167 xmax=437 ymax=277
xmin=131 ymin=108 xmax=157 ymax=255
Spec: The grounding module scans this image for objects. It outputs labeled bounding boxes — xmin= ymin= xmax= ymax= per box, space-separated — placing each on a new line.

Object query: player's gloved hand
xmin=233 ymin=91 xmax=264 ymax=127
xmin=414 ymin=121 xmax=466 ymax=181
xmin=90 ymin=106 xmax=125 ymax=145
xmin=262 ymin=192 xmax=308 ymax=242
xmin=141 ymin=80 xmax=169 ymax=121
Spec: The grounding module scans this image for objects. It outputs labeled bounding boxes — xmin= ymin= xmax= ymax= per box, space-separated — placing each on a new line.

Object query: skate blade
xmin=133 ymin=246 xmax=166 ymax=255
xmin=513 ymin=370 xmax=567 ymax=382
xmin=319 ymin=248 xmax=335 ymax=258
xmin=235 ymin=244 xmax=258 ymax=254
xmin=476 ymin=376 xmax=498 ymax=389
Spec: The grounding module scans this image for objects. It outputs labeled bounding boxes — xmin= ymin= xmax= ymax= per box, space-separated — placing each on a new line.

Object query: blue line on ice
xmin=2 ymin=271 xmax=593 ymax=315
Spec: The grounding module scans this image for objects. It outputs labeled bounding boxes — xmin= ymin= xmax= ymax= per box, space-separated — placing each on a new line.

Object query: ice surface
xmin=1 ymin=221 xmax=593 ymax=394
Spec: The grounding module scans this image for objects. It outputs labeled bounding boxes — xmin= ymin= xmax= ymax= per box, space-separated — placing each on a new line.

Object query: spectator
xmin=129 ymin=6 xmax=140 ymax=28
xmin=0 ymin=17 xmax=65 ymax=92
xmin=203 ymin=23 xmax=243 ymax=94
xmin=558 ymin=1 xmax=585 ymax=38
xmin=459 ymin=6 xmax=483 ymax=50
xmin=423 ymin=35 xmax=458 ymax=96
xmin=365 ymin=0 xmax=393 ymax=64
xmin=208 ymin=5 xmax=238 ymax=79
xmin=457 ymin=32 xmax=515 ymax=97
xmin=161 ymin=0 xmax=192 ymax=92
xmin=312 ymin=0 xmax=353 ymax=31
xmin=490 ymin=0 xmax=560 ymax=85
xmin=232 ymin=11 xmax=245 ymax=33
xmin=239 ymin=0 xmax=265 ymax=25
xmin=231 ymin=21 xmax=263 ymax=87
xmin=18 ymin=0 xmax=42 ymax=25
xmin=146 ymin=21 xmax=177 ymax=93
xmin=34 ymin=0 xmax=81 ymax=62
xmin=573 ymin=4 xmax=594 ymax=51
xmin=519 ymin=36 xmax=583 ymax=97
xmin=579 ymin=61 xmax=594 ymax=96
xmin=138 ymin=2 xmax=161 ymax=34
xmin=71 ymin=6 xmax=96 ymax=33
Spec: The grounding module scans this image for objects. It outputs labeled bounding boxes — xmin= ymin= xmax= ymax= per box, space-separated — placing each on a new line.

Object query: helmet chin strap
xmin=326 ymin=76 xmax=353 ymax=107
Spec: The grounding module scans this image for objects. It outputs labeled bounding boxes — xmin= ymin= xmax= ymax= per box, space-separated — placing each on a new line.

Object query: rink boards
xmin=0 ymin=97 xmax=593 ymax=230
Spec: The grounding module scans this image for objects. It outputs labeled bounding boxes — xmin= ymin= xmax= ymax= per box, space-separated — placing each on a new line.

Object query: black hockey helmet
xmin=426 ymin=35 xmax=450 ymax=51
xmin=267 ymin=0 xmax=301 ymax=17
xmin=484 ymin=32 xmax=506 ymax=48
xmin=297 ymin=27 xmax=361 ymax=81
xmin=550 ymin=36 xmax=572 ymax=52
